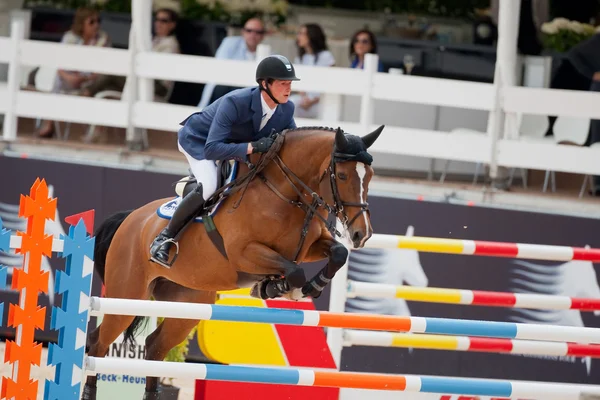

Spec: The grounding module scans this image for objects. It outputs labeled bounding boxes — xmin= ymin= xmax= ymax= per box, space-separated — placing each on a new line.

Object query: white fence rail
xmin=1 ymin=0 xmax=600 ymax=178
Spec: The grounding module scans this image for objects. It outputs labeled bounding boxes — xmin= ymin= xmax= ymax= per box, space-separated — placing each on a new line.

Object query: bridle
xmin=258 ymin=142 xmax=370 ymax=262
xmin=328 ymin=149 xmax=371 ymax=228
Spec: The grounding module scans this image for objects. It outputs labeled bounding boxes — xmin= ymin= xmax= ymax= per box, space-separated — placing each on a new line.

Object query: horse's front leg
xmin=292 ymin=236 xmax=349 ymax=300
xmin=236 ymin=241 xmax=307 ymax=299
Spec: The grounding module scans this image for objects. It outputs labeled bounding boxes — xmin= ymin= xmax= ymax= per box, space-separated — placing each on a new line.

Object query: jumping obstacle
xmin=89 ymin=297 xmax=600 ymax=344
xmin=366 ymin=233 xmax=600 ymax=261
xmin=327 ymin=229 xmax=600 ymax=368
xmin=84 ymin=357 xmax=600 ymax=400
xmin=0 ymin=179 xmax=95 ymax=400
xmin=343 ymin=330 xmax=600 ymax=358
xmin=3 ymin=179 xmax=600 ymax=400
xmin=347 ymin=280 xmax=600 ymax=311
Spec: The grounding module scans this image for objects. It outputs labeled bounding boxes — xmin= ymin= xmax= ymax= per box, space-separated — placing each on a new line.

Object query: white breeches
xmin=178 ymin=141 xmax=218 ymax=201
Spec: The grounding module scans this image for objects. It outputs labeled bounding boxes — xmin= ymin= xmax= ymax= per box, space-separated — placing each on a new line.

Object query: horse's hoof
xmin=82 ymin=384 xmax=97 ymax=400
xmin=250 ymin=283 xmax=260 ymax=299
xmin=143 ymin=391 xmax=161 ymax=400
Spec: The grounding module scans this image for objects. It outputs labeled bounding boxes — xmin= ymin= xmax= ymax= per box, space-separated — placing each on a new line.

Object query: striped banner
xmin=344 ymin=330 xmax=600 ymax=358
xmin=90 ymin=297 xmax=600 ymax=344
xmin=86 ymin=357 xmax=600 ymax=400
xmin=367 ymin=233 xmax=600 ymax=262
xmin=347 ymin=281 xmax=600 ymax=311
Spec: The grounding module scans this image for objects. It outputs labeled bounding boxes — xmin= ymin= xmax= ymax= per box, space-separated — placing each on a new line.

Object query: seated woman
xmin=349 ymin=29 xmax=385 ymax=72
xmin=289 ymin=23 xmax=335 ymax=119
xmin=81 ymin=8 xmax=181 ymax=100
xmin=37 ymin=6 xmax=111 ymax=138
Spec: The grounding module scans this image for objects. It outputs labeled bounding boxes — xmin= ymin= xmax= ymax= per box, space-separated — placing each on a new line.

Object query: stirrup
xmin=149 ymin=238 xmax=180 ymax=268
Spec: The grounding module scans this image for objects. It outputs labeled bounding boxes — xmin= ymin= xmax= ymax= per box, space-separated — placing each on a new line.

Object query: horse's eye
xmin=337 ymin=173 xmax=348 ymax=180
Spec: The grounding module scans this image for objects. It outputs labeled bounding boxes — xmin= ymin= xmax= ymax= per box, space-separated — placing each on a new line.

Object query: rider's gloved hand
xmin=250 ymin=136 xmax=274 ymax=154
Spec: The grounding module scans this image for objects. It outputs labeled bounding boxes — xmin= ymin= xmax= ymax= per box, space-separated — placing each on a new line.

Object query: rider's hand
xmin=250 ymin=137 xmax=274 ymax=154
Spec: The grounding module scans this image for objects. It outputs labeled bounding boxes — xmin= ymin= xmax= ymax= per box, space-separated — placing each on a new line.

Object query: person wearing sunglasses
xmin=79 ymin=8 xmax=180 ymax=102
xmin=197 ymin=17 xmax=267 ymax=109
xmin=349 ymin=29 xmax=384 ymax=72
xmin=36 ymin=6 xmax=111 ymax=138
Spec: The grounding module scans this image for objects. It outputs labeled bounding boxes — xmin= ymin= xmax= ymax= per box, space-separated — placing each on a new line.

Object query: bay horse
xmin=83 ymin=125 xmax=384 ymax=399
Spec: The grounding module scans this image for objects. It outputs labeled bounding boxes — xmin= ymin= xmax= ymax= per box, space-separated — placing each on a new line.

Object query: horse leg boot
xmin=150 ymin=183 xmax=205 ymax=268
xmin=237 ymin=242 xmax=307 ymax=299
xmin=302 ymin=241 xmax=348 ymax=299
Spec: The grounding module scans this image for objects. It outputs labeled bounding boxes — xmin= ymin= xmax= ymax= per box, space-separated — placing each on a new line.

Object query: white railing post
xmin=319 ymin=93 xmax=342 ymax=122
xmin=359 ymin=53 xmax=377 ymax=133
xmin=487 ymin=0 xmax=520 ymax=180
xmin=2 ymin=11 xmax=25 ymax=142
xmin=130 ymin=0 xmax=152 ymax=148
xmin=125 ymin=21 xmax=138 ymax=147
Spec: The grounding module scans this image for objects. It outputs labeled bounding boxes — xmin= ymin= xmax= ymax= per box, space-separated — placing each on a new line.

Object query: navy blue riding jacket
xmin=177 ymin=87 xmax=296 ymax=162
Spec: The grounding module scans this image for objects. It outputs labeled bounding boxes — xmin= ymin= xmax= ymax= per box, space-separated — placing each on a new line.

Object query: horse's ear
xmin=335 ymin=127 xmax=348 ymax=149
xmin=361 ymin=125 xmax=384 ymax=149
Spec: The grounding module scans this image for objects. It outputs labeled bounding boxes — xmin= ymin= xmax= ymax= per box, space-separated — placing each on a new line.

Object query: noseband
xmin=257 ymin=139 xmax=370 ymax=262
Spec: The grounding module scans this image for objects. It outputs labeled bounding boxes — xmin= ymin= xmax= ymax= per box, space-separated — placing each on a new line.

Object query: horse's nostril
xmin=352 ymin=231 xmax=363 ymax=244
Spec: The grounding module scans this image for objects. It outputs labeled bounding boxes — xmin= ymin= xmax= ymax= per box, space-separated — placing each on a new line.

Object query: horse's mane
xmin=282 ymin=126 xmax=344 ymax=147
xmin=287 ymin=126 xmax=341 ymax=133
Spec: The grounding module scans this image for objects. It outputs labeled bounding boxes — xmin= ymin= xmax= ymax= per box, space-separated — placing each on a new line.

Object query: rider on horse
xmin=149 ymin=55 xmax=301 ymax=268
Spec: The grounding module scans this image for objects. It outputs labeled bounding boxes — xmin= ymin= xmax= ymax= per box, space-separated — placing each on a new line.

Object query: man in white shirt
xmin=197 ymin=17 xmax=266 ymax=109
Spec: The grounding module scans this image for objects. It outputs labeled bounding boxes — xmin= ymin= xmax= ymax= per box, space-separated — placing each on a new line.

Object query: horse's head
xmin=326 ymin=125 xmax=384 ymax=248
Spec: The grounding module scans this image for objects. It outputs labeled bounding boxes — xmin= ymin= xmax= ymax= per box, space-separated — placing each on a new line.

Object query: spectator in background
xmin=81 ymin=8 xmax=180 ymax=100
xmin=37 ymin=6 xmax=110 ymax=138
xmin=549 ymin=34 xmax=600 ymax=195
xmin=349 ymin=29 xmax=384 ymax=72
xmin=197 ymin=17 xmax=266 ymax=109
xmin=289 ymin=23 xmax=335 ymax=119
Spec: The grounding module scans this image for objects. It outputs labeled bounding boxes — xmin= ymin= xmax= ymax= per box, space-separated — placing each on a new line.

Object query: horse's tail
xmin=93 ymin=209 xmax=148 ymax=346
xmin=93 ymin=210 xmax=133 ymax=283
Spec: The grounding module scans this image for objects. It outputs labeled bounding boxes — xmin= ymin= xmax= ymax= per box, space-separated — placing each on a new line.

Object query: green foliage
xmin=290 ymin=0 xmax=489 ymax=19
xmin=99 ymin=0 xmax=131 ymax=13
xmin=27 ymin=0 xmax=287 ymax=26
xmin=540 ymin=18 xmax=597 ymax=53
xmin=26 ymin=0 xmax=491 ymax=23
xmin=180 ymin=0 xmax=287 ymax=27
xmin=542 ymin=30 xmax=593 ymax=53
xmin=180 ymin=0 xmax=229 ymax=22
xmin=24 ymin=0 xmax=130 ymax=13
xmin=24 ymin=0 xmax=98 ymax=9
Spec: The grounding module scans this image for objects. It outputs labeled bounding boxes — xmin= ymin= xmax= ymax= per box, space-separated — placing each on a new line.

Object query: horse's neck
xmin=279 ymin=132 xmax=333 ymax=192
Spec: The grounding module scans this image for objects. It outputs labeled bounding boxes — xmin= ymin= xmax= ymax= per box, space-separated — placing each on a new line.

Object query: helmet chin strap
xmin=260 ymin=81 xmax=280 ymax=105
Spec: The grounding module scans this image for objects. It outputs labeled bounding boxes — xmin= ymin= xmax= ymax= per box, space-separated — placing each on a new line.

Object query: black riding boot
xmin=149 ymin=183 xmax=205 ymax=268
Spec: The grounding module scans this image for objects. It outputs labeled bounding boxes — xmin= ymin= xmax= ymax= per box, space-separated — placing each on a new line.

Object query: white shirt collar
xmin=260 ymin=91 xmax=277 ymax=117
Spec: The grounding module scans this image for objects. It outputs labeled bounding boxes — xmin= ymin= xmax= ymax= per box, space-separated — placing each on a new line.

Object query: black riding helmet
xmin=256 ymin=55 xmax=300 ymax=104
